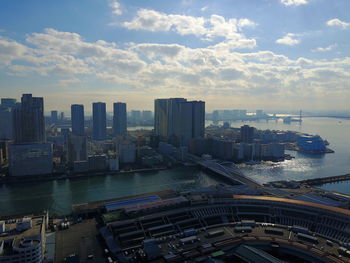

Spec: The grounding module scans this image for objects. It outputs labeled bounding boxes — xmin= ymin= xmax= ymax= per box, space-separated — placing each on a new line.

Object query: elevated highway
xmin=186 ymin=154 xmax=261 ymax=187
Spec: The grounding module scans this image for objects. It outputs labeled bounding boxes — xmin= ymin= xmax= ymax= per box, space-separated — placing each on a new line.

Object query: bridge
xmin=186 ymin=154 xmax=261 ymax=187
xmin=298 ymin=173 xmax=350 ymax=186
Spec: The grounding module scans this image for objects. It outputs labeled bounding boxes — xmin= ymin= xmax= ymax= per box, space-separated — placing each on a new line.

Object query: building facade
xmin=50 ymin=110 xmax=58 ymax=124
xmin=92 ymin=102 xmax=106 ymax=141
xmin=67 ymin=135 xmax=87 ymax=165
xmin=8 ymin=143 xmax=53 ymax=176
xmin=154 ymin=98 xmax=205 ymax=146
xmin=240 ymin=125 xmax=255 ymax=143
xmin=13 ymin=94 xmax=45 ymax=143
xmin=71 ymin=104 xmax=85 ymax=136
xmin=0 ymin=108 xmax=14 ymax=140
xmin=113 ymin=102 xmax=127 ymax=136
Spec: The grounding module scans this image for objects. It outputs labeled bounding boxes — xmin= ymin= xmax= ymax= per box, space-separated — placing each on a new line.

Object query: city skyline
xmin=1 ymin=0 xmax=350 ymax=111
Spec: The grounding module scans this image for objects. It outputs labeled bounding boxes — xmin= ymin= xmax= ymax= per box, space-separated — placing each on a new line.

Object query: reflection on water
xmin=230 ymin=117 xmax=350 ymax=183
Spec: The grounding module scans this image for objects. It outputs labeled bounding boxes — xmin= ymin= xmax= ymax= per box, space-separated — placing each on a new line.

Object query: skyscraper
xmin=154 ymin=99 xmax=169 ymax=138
xmin=240 ymin=125 xmax=255 ymax=143
xmin=154 ymin=98 xmax=205 ymax=146
xmin=113 ymin=102 xmax=127 ymax=136
xmin=13 ymin=94 xmax=45 ymax=143
xmin=191 ymin=101 xmax=205 ymax=138
xmin=0 ymin=108 xmax=14 ymax=140
xmin=92 ymin=102 xmax=106 ymax=141
xmin=154 ymin=98 xmax=187 ymax=139
xmin=71 ymin=104 xmax=85 ymax=136
xmin=50 ymin=110 xmax=58 ymax=124
xmin=0 ymin=98 xmax=16 ymax=140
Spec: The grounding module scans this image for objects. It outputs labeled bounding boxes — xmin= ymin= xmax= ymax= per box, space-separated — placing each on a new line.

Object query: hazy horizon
xmin=1 ymin=0 xmax=350 ymax=111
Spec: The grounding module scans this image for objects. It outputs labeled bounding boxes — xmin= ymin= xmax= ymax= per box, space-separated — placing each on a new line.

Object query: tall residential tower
xmin=92 ymin=102 xmax=106 ymax=141
xmin=71 ymin=104 xmax=85 ymax=136
xmin=13 ymin=94 xmax=45 ymax=143
xmin=154 ymin=98 xmax=205 ymax=146
xmin=113 ymin=102 xmax=127 ymax=136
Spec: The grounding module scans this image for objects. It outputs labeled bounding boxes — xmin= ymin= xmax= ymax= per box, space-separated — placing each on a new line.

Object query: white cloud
xmin=326 ymin=18 xmax=350 ymax=29
xmin=311 ymin=44 xmax=337 ymax=52
xmin=280 ymin=0 xmax=308 ymax=6
xmin=123 ymin=9 xmax=256 ymax=48
xmin=0 ymin=37 xmax=29 ymax=66
xmin=2 ymin=28 xmax=350 ymax=110
xmin=109 ymin=0 xmax=122 ymax=16
xmin=238 ymin=18 xmax=257 ymax=29
xmin=200 ymin=6 xmax=208 ymax=12
xmin=276 ymin=33 xmax=300 ymax=46
xmin=123 ymin=9 xmax=206 ymax=34
xmin=131 ymin=43 xmax=185 ymax=59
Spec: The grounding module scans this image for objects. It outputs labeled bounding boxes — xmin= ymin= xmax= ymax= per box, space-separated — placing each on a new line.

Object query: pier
xmin=298 ymin=174 xmax=350 ymax=186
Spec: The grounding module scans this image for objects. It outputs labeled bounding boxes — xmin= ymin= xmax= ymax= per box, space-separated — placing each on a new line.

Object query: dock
xmin=298 ymin=174 xmax=350 ymax=186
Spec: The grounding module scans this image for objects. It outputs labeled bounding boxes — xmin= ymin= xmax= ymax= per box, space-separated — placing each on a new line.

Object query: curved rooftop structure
xmin=97 ymin=192 xmax=350 ymax=263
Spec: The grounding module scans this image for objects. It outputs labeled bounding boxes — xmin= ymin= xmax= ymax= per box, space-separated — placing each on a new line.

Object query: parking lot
xmin=55 ymin=219 xmax=105 ymax=263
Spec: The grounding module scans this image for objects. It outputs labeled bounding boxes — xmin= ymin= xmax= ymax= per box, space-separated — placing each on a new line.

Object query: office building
xmin=13 ymin=94 xmax=45 ymax=143
xmin=92 ymin=102 xmax=106 ymax=141
xmin=73 ymin=160 xmax=89 ymax=173
xmin=8 ymin=143 xmax=53 ymax=176
xmin=191 ymin=101 xmax=205 ymax=138
xmin=240 ymin=125 xmax=255 ymax=143
xmin=109 ymin=157 xmax=119 ymax=171
xmin=142 ymin=110 xmax=152 ymax=122
xmin=154 ymin=99 xmax=169 ymax=138
xmin=50 ymin=110 xmax=58 ymax=124
xmin=113 ymin=102 xmax=127 ymax=136
xmin=0 ymin=108 xmax=14 ymax=140
xmin=154 ymin=98 xmax=205 ymax=146
xmin=67 ymin=135 xmax=87 ymax=165
xmin=0 ymin=98 xmax=17 ymax=141
xmin=118 ymin=143 xmax=136 ymax=163
xmin=88 ymin=155 xmax=108 ymax=171
xmin=1 ymin=98 xmax=17 ymax=108
xmin=130 ymin=110 xmax=141 ymax=125
xmin=71 ymin=104 xmax=85 ymax=136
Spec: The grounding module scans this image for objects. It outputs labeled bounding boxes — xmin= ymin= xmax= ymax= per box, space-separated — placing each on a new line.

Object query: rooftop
xmin=0 ymin=216 xmax=44 ymax=244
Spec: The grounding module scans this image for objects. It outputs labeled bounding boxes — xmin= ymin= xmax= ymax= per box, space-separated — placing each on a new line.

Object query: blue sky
xmin=0 ymin=0 xmax=350 ymax=111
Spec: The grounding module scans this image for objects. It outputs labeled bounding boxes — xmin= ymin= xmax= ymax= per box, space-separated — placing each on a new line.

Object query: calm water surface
xmin=1 ymin=117 xmax=349 ymax=217
xmin=0 ymin=167 xmax=225 ymax=216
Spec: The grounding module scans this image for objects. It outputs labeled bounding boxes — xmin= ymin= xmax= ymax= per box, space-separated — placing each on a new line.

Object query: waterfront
xmin=227 ymin=117 xmax=350 ymax=188
xmin=0 ymin=167 xmax=226 ymax=217
xmin=0 ymin=117 xmax=350 ymax=217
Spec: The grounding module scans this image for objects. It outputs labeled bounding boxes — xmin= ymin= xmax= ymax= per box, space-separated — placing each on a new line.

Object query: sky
xmin=0 ymin=0 xmax=350 ymax=112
